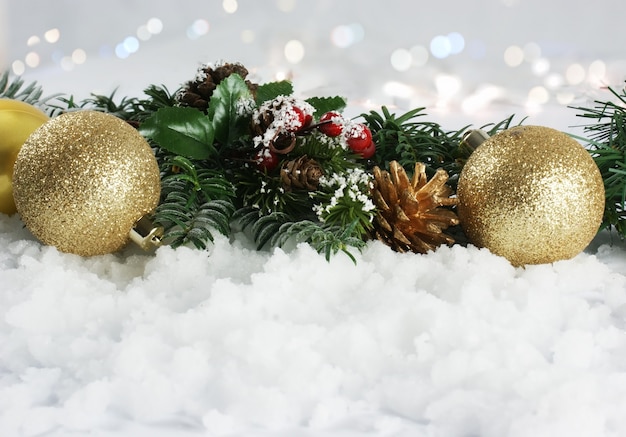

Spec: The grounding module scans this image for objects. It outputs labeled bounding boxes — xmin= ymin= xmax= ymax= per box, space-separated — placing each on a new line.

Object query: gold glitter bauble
xmin=13 ymin=111 xmax=161 ymax=256
xmin=0 ymin=99 xmax=49 ymax=215
xmin=457 ymin=125 xmax=605 ymax=266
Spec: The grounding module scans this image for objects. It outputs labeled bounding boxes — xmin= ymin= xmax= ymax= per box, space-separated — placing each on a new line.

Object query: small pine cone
xmin=369 ymin=161 xmax=459 ymax=254
xmin=178 ymin=62 xmax=257 ymax=112
xmin=280 ymin=156 xmax=323 ymax=191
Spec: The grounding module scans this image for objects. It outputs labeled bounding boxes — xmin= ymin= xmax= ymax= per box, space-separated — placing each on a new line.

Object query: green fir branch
xmin=154 ymin=157 xmax=236 ymax=248
xmin=571 ymin=84 xmax=626 ymax=237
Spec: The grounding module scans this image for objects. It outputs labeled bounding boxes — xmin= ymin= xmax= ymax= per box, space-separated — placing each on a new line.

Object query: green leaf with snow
xmin=207 ymin=74 xmax=253 ymax=147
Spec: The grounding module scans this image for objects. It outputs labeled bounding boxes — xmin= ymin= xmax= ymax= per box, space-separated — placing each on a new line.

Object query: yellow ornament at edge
xmin=457 ymin=125 xmax=605 ymax=266
xmin=0 ymin=99 xmax=49 ymax=215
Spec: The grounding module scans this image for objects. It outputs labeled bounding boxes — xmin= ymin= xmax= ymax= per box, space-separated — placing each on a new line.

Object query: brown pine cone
xmin=369 ymin=161 xmax=459 ymax=254
xmin=280 ymin=156 xmax=323 ymax=191
xmin=177 ymin=62 xmax=258 ymax=112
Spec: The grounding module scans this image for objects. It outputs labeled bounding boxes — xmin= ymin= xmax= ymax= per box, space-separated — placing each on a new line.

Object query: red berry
xmin=318 ymin=111 xmax=344 ymax=137
xmin=255 ymin=148 xmax=279 ymax=172
xmin=358 ymin=140 xmax=376 ymax=159
xmin=284 ymin=105 xmax=306 ymax=132
xmin=303 ymin=112 xmax=313 ymax=127
xmin=345 ymin=123 xmax=373 ymax=152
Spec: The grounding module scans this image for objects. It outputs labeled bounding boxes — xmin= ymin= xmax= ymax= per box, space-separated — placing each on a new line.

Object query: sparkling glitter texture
xmin=457 ymin=125 xmax=605 ymax=266
xmin=13 ymin=111 xmax=161 ymax=256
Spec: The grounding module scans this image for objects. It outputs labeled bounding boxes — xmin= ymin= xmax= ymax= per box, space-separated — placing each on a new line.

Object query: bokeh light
xmin=430 ymin=35 xmax=452 ymax=59
xmin=528 ymin=86 xmax=549 ymax=105
xmin=44 ymin=28 xmax=60 ymax=43
xmin=331 ymin=23 xmax=364 ymax=48
xmin=504 ymin=45 xmax=524 ymax=67
xmin=146 ymin=17 xmax=163 ymax=34
xmin=12 ymin=60 xmax=25 ymax=75
xmin=24 ymin=52 xmax=40 ymax=68
xmin=27 ymin=36 xmax=40 ymax=46
xmin=284 ymin=39 xmax=305 ymax=64
xmin=566 ymin=63 xmax=586 ymax=85
xmin=187 ymin=19 xmax=210 ymax=39
xmin=276 ymin=0 xmax=296 ymax=12
xmin=390 ymin=48 xmax=412 ymax=72
xmin=223 ymin=0 xmax=238 ymax=14
xmin=72 ymin=48 xmax=87 ymax=65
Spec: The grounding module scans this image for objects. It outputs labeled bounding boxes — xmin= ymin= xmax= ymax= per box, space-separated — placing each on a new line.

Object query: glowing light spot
xmin=115 ymin=44 xmax=130 ymax=59
xmin=383 ymin=81 xmax=413 ymax=98
xmin=447 ymin=32 xmax=465 ymax=54
xmin=24 ymin=52 xmax=40 ymax=68
xmin=147 ymin=18 xmax=163 ymax=34
xmin=187 ymin=19 xmax=210 ymax=39
xmin=27 ymin=36 xmax=40 ymax=46
xmin=524 ymin=42 xmax=541 ymax=62
xmin=566 ymin=63 xmax=586 ymax=85
xmin=528 ymin=86 xmax=549 ymax=105
xmin=276 ymin=0 xmax=296 ymax=12
xmin=410 ymin=45 xmax=429 ymax=66
xmin=531 ymin=57 xmax=550 ymax=76
xmin=284 ymin=39 xmax=304 ymax=64
xmin=331 ymin=23 xmax=364 ymax=48
xmin=504 ymin=45 xmax=524 ymax=67
xmin=430 ymin=35 xmax=451 ymax=59
xmin=123 ymin=36 xmax=139 ymax=54
xmin=390 ymin=48 xmax=412 ymax=72
xmin=544 ymin=73 xmax=563 ymax=89
xmin=435 ymin=74 xmax=462 ymax=99
xmin=137 ymin=25 xmax=152 ymax=41
xmin=72 ymin=48 xmax=87 ymax=65
xmin=223 ymin=0 xmax=238 ymax=13
xmin=275 ymin=71 xmax=287 ymax=81
xmin=44 ymin=28 xmax=60 ymax=44
xmin=12 ymin=61 xmax=25 ymax=75
xmin=241 ymin=29 xmax=255 ymax=43
xmin=588 ymin=60 xmax=606 ymax=84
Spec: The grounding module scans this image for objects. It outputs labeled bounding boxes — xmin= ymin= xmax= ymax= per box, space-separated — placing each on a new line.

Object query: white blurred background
xmin=2 ymin=0 xmax=625 ymax=130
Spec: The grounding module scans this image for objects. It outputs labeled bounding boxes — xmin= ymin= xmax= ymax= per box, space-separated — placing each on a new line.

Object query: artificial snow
xmin=2 ymin=211 xmax=626 ymax=437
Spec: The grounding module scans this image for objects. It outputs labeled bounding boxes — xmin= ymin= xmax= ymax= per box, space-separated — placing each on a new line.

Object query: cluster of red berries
xmin=254 ymin=102 xmax=376 ymax=172
xmin=317 ymin=111 xmax=375 ymax=159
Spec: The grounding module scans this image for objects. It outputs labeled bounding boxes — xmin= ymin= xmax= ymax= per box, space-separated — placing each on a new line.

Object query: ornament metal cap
xmin=129 ymin=216 xmax=164 ymax=251
xmin=461 ymin=129 xmax=490 ymax=151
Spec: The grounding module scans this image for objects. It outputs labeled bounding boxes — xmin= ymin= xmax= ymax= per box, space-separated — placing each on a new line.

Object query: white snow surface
xmin=2 ymin=212 xmax=626 ymax=437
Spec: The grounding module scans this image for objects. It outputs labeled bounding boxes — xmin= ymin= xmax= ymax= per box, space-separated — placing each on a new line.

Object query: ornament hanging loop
xmin=129 ymin=216 xmax=163 ymax=251
xmin=460 ymin=129 xmax=490 ymax=152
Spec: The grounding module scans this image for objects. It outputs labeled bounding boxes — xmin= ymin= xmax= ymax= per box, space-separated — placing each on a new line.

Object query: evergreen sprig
xmin=361 ymin=106 xmax=519 ymax=186
xmin=155 ymin=156 xmax=236 ymax=249
xmin=571 ymin=84 xmax=626 ymax=237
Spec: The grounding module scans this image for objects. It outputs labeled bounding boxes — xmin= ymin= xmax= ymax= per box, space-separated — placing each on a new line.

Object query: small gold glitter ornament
xmin=13 ymin=110 xmax=162 ymax=256
xmin=0 ymin=99 xmax=49 ymax=214
xmin=457 ymin=125 xmax=604 ymax=266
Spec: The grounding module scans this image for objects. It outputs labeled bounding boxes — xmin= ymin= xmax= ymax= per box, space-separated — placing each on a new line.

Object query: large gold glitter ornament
xmin=13 ymin=110 xmax=161 ymax=256
xmin=0 ymin=99 xmax=49 ymax=214
xmin=457 ymin=125 xmax=605 ymax=266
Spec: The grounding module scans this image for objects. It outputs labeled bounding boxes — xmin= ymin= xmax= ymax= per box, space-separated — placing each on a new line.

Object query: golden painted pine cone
xmin=369 ymin=161 xmax=459 ymax=253
xmin=280 ymin=156 xmax=323 ymax=191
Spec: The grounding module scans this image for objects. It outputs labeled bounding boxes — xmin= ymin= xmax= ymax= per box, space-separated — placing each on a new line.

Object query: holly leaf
xmin=207 ymin=74 xmax=253 ymax=146
xmin=139 ymin=106 xmax=215 ymax=160
xmin=255 ymin=81 xmax=294 ymax=105
xmin=306 ymin=96 xmax=347 ymax=118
